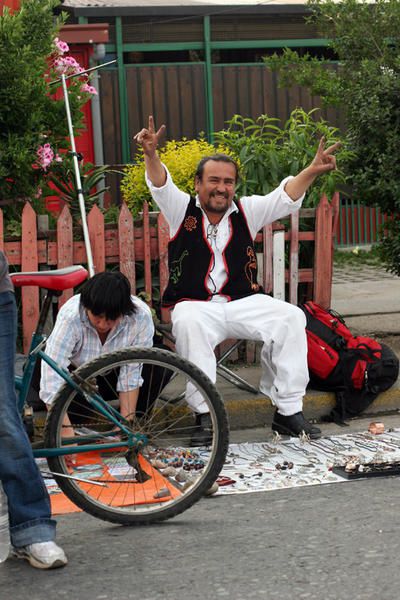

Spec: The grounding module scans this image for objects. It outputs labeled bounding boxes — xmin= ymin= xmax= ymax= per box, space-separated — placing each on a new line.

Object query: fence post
xmin=272 ymin=229 xmax=285 ymax=300
xmin=21 ymin=203 xmax=39 ymax=353
xmin=57 ymin=205 xmax=74 ymax=307
xmin=88 ymin=204 xmax=105 ymax=274
xmin=313 ymin=194 xmax=334 ymax=308
xmin=142 ymin=202 xmax=152 ymax=303
xmin=262 ymin=223 xmax=273 ymax=294
xmin=331 ymin=191 xmax=340 ymax=245
xmin=118 ymin=202 xmax=136 ymax=293
xmin=289 ymin=211 xmax=299 ymax=305
xmin=157 ymin=212 xmax=170 ymax=324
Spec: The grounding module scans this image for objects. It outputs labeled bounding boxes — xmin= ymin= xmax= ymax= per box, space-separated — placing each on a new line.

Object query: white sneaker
xmin=12 ymin=541 xmax=68 ymax=569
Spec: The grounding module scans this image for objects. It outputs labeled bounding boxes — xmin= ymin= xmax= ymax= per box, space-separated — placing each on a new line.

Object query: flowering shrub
xmin=0 ymin=0 xmax=98 ymax=232
xmin=121 ymin=138 xmax=234 ymax=216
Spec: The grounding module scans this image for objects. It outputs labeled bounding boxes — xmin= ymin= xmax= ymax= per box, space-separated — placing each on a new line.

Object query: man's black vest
xmin=162 ymin=197 xmax=262 ymax=307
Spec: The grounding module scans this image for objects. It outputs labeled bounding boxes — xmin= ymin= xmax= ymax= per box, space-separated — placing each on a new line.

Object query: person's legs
xmin=136 ymin=344 xmax=174 ymax=418
xmin=218 ymin=294 xmax=307 ymax=409
xmin=171 ymin=300 xmax=228 ymax=413
xmin=93 ymin=348 xmax=174 ymax=420
xmin=0 ymin=292 xmax=59 ymax=551
xmin=221 ymin=294 xmax=320 ymax=437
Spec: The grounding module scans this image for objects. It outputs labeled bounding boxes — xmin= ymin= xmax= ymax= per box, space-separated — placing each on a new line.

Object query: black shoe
xmin=190 ymin=413 xmax=213 ymax=447
xmin=272 ymin=410 xmax=321 ymax=439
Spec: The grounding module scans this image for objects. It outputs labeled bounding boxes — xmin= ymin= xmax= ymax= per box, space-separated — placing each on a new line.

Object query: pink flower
xmin=54 ymin=37 xmax=70 ymax=54
xmin=55 ymin=154 xmax=63 ymax=163
xmin=37 ymin=143 xmax=54 ymax=171
xmin=53 ymin=57 xmax=69 ymax=75
xmin=64 ymin=56 xmax=80 ymax=68
xmin=35 ymin=188 xmax=43 ymax=199
xmin=53 ymin=56 xmax=83 ymax=76
xmin=81 ymin=83 xmax=98 ymax=95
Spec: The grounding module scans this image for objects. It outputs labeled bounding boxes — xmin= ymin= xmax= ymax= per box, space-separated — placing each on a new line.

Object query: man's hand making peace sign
xmin=134 ymin=115 xmax=166 ymax=159
xmin=134 ymin=115 xmax=167 ymax=187
xmin=284 ymin=136 xmax=341 ymax=201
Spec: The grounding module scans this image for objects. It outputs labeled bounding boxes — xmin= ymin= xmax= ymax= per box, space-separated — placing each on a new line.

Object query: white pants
xmin=171 ymin=294 xmax=309 ymax=415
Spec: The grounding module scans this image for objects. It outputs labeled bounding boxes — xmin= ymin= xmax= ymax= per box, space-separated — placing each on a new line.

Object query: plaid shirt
xmin=40 ymin=294 xmax=154 ymax=405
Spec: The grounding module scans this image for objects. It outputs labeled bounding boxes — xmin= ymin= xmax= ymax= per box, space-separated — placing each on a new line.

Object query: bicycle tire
xmin=44 ymin=347 xmax=229 ymax=525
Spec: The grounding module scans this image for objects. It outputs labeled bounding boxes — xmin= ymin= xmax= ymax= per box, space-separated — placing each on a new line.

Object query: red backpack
xmin=299 ymin=301 xmax=399 ymax=422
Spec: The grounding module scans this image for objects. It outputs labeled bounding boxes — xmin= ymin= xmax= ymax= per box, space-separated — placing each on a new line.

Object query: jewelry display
xmin=212 ymin=428 xmax=400 ymax=495
xmin=37 ymin=428 xmax=400 ymax=499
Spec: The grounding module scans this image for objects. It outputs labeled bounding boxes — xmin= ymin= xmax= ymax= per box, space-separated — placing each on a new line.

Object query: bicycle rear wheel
xmin=44 ymin=347 xmax=229 ymax=525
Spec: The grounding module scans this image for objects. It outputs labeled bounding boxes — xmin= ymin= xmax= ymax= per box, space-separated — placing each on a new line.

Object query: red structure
xmin=59 ymin=24 xmax=109 ymax=169
xmin=0 ymin=0 xmax=20 ymax=11
xmin=45 ymin=24 xmax=109 ymax=211
xmin=1 ymin=1 xmax=109 ymax=211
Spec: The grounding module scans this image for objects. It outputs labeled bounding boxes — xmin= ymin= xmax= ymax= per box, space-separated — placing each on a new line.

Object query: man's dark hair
xmin=80 ymin=271 xmax=136 ymax=320
xmin=195 ymin=154 xmax=240 ymax=183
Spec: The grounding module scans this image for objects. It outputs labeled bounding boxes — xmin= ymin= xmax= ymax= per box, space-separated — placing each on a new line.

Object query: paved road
xmin=2 ymin=416 xmax=400 ymax=600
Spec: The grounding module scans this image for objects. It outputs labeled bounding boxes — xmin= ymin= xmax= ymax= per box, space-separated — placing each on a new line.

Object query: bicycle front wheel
xmin=44 ymin=347 xmax=229 ymax=525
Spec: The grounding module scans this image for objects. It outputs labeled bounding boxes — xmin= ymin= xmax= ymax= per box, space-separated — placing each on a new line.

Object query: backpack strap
xmin=321 ymin=390 xmax=350 ymax=426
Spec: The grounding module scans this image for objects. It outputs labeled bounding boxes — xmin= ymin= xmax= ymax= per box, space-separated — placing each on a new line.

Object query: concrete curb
xmin=31 ymin=382 xmax=400 ymax=434
xmin=218 ymin=314 xmax=400 ymax=430
xmin=223 ymin=386 xmax=400 ymax=430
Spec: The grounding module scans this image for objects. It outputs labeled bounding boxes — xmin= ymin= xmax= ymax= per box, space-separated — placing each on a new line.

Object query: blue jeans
xmin=0 ymin=291 xmax=56 ymax=547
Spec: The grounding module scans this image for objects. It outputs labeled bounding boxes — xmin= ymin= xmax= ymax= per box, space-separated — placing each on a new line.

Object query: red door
xmin=68 ymin=46 xmax=95 ymax=165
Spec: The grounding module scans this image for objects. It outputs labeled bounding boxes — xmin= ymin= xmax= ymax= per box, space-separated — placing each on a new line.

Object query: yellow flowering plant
xmin=121 ymin=137 xmax=234 ymax=216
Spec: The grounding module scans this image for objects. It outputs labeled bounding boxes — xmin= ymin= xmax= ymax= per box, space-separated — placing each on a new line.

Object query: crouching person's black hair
xmin=80 ymin=271 xmax=136 ymax=320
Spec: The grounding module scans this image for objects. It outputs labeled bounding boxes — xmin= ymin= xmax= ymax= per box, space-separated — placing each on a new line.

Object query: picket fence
xmin=0 ymin=193 xmax=339 ymax=353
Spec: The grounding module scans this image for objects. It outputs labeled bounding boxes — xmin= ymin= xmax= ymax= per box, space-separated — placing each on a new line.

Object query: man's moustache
xmin=210 ymin=191 xmax=229 ymax=199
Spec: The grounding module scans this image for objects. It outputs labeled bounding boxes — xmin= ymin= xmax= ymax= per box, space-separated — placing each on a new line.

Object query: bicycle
xmin=11 ymin=265 xmax=229 ymax=525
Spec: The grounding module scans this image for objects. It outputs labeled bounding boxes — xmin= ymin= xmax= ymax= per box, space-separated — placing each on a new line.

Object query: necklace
xmin=308 ymin=439 xmax=339 ymax=456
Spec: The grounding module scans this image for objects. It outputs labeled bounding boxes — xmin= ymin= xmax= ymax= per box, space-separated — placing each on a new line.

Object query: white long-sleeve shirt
xmin=146 ymin=166 xmax=304 ymax=298
xmin=40 ymin=294 xmax=154 ymax=405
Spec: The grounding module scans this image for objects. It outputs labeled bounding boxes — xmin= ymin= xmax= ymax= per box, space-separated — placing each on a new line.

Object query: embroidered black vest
xmin=162 ymin=197 xmax=262 ymax=307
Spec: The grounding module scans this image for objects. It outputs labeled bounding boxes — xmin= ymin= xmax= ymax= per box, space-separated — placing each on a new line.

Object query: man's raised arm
xmin=134 ymin=115 xmax=167 ymax=187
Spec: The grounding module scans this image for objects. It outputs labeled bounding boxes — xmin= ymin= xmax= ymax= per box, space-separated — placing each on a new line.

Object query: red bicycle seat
xmin=10 ymin=265 xmax=88 ymax=291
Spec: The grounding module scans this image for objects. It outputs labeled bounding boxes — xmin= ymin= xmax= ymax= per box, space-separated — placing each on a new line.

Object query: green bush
xmin=214 ymin=109 xmax=350 ymax=207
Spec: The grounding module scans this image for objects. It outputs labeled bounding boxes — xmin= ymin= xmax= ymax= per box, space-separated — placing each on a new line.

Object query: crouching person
xmin=40 ymin=271 xmax=162 ymax=424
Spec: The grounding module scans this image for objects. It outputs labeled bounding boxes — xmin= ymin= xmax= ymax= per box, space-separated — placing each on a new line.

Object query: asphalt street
xmin=2 ymin=415 xmax=400 ymax=600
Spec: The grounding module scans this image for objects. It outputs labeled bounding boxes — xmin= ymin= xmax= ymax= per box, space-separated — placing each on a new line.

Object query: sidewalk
xmin=218 ymin=264 xmax=400 ymax=430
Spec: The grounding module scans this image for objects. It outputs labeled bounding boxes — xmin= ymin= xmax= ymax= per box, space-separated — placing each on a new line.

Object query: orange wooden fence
xmin=0 ymin=193 xmax=339 ymax=353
